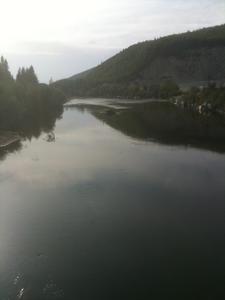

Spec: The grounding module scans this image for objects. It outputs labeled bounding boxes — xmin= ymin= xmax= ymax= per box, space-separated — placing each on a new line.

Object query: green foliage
xmin=16 ymin=66 xmax=38 ymax=85
xmin=179 ymin=84 xmax=225 ymax=112
xmin=55 ymin=78 xmax=180 ymax=99
xmin=159 ymin=80 xmax=180 ymax=99
xmin=0 ymin=57 xmax=66 ymax=131
xmin=0 ymin=56 xmax=13 ymax=82
xmin=54 ymin=24 xmax=225 ymax=98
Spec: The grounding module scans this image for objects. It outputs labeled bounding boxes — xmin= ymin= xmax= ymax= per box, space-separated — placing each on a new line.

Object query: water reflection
xmin=2 ymin=99 xmax=225 ymax=162
xmin=0 ymin=141 xmax=22 ymax=161
xmin=0 ymin=105 xmax=63 ymax=161
xmin=0 ymin=99 xmax=225 ymax=300
xmin=76 ymin=100 xmax=225 ymax=153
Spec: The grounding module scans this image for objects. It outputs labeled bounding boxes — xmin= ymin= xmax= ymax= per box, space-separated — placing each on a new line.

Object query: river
xmin=0 ymin=99 xmax=225 ymax=299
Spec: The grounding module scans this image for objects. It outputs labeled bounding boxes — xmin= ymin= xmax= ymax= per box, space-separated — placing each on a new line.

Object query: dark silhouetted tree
xmin=16 ymin=66 xmax=38 ymax=85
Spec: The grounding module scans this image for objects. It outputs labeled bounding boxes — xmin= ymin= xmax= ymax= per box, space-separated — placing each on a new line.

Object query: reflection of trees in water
xmin=88 ymin=102 xmax=225 ymax=153
xmin=0 ymin=107 xmax=63 ymax=161
xmin=0 ymin=140 xmax=22 ymax=161
xmin=44 ymin=132 xmax=55 ymax=143
xmin=19 ymin=106 xmax=63 ymax=140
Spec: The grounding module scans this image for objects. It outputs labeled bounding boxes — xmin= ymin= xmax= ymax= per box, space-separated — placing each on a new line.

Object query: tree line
xmin=177 ymin=83 xmax=225 ymax=114
xmin=0 ymin=56 xmax=65 ymax=133
xmin=54 ymin=78 xmax=181 ymax=100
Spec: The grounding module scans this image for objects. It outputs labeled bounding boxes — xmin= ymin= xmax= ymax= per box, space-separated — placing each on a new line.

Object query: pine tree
xmin=0 ymin=55 xmax=13 ymax=81
xmin=16 ymin=68 xmax=21 ymax=81
xmin=16 ymin=65 xmax=39 ymax=85
xmin=28 ymin=66 xmax=38 ymax=84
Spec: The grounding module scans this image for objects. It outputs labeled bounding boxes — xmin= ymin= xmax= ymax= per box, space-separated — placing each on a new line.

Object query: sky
xmin=0 ymin=0 xmax=224 ymax=82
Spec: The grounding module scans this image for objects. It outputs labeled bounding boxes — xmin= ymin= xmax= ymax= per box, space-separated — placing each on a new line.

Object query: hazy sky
xmin=1 ymin=0 xmax=224 ymax=82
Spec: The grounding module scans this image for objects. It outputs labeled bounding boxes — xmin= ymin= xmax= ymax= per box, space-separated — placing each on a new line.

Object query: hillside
xmin=54 ymin=24 xmax=225 ymax=98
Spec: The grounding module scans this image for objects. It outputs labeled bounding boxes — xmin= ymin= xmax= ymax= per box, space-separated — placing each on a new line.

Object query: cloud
xmin=6 ymin=43 xmax=119 ymax=82
xmin=0 ymin=0 xmax=224 ymax=81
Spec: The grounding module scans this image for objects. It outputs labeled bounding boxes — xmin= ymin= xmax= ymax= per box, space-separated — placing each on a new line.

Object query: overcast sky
xmin=1 ymin=0 xmax=224 ymax=82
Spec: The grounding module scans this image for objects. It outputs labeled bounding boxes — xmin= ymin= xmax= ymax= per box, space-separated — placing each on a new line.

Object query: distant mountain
xmin=54 ymin=24 xmax=225 ymax=98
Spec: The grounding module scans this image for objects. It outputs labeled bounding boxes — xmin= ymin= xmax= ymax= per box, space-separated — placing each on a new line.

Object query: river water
xmin=0 ymin=99 xmax=225 ymax=299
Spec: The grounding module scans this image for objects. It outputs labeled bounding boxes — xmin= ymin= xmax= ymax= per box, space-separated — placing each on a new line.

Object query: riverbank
xmin=0 ymin=131 xmax=21 ymax=148
xmin=171 ymin=85 xmax=225 ymax=117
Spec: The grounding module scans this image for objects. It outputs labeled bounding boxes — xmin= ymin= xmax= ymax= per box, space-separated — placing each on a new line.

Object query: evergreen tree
xmin=0 ymin=56 xmax=13 ymax=81
xmin=0 ymin=57 xmax=65 ymax=132
xmin=28 ymin=66 xmax=38 ymax=84
xmin=16 ymin=65 xmax=38 ymax=85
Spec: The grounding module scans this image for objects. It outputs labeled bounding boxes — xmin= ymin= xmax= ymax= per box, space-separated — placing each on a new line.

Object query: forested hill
xmin=54 ymin=24 xmax=225 ymax=98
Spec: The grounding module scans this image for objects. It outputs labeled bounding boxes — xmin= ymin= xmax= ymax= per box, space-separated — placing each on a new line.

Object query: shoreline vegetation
xmin=1 ymin=25 xmax=225 ymax=148
xmin=64 ymin=81 xmax=225 ymax=117
xmin=54 ymin=24 xmax=225 ymax=116
xmin=1 ymin=79 xmax=224 ymax=149
xmin=172 ymin=84 xmax=225 ymax=116
xmin=0 ymin=56 xmax=66 ymax=148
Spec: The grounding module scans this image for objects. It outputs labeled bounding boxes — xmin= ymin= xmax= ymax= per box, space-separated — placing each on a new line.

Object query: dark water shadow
xmin=0 ymin=106 xmax=63 ymax=162
xmin=79 ymin=101 xmax=225 ymax=153
xmin=0 ymin=140 xmax=22 ymax=161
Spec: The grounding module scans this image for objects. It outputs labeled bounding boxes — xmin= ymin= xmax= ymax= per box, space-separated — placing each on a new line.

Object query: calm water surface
xmin=0 ymin=99 xmax=225 ymax=299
